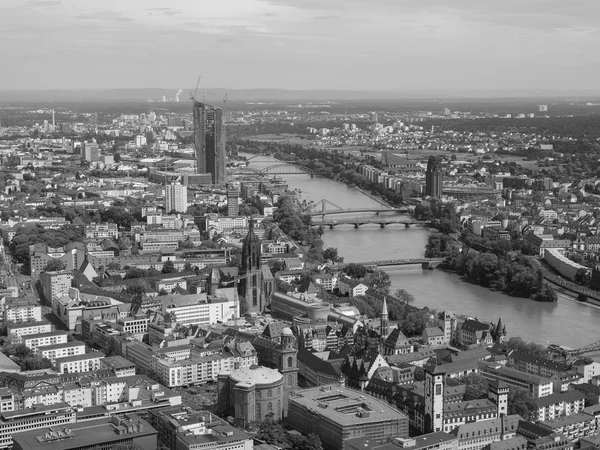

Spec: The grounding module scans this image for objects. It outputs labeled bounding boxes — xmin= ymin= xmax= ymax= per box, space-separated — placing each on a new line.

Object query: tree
xmin=162 ymin=260 xmax=177 ymax=274
xmin=457 ymin=373 xmax=488 ymax=392
xmin=126 ymin=279 xmax=149 ymax=296
xmin=124 ymin=267 xmax=147 ymax=279
xmin=362 ymin=270 xmax=391 ymax=293
xmin=395 ymin=288 xmax=413 ymax=304
xmin=255 ymin=421 xmax=288 ymax=448
xmin=575 ymin=268 xmax=591 ymax=287
xmin=183 ymin=262 xmax=193 ymax=272
xmin=508 ymin=387 xmax=538 ymax=421
xmin=323 ymin=247 xmax=343 ymax=263
xmin=44 ymin=259 xmax=65 ymax=272
xmin=344 ymin=263 xmax=367 ymax=279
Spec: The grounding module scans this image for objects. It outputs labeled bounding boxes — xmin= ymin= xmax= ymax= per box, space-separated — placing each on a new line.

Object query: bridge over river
xmin=331 ymin=258 xmax=445 ymax=270
xmin=315 ymin=218 xmax=429 ymax=229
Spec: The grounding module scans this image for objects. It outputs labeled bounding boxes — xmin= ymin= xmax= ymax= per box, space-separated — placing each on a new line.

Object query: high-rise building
xmin=425 ymin=156 xmax=443 ymax=198
xmin=165 ymin=184 xmax=188 ymax=213
xmin=226 ymin=187 xmax=239 ymax=217
xmin=81 ymin=142 xmax=99 ymax=163
xmin=193 ymin=101 xmax=226 ymax=185
xmin=239 ymin=219 xmax=263 ymax=313
xmin=539 ymin=104 xmax=548 ymax=112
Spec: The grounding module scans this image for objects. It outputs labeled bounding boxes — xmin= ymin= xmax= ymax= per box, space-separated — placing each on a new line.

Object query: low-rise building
xmin=35 ymin=341 xmax=86 ymax=363
xmin=149 ymin=405 xmax=253 ymax=450
xmin=0 ymin=403 xmax=76 ymax=449
xmin=338 ymin=276 xmax=368 ymax=298
xmin=55 ymin=352 xmax=105 ymax=374
xmin=478 ymin=362 xmax=554 ymax=398
xmin=287 ymin=384 xmax=409 ymax=450
xmin=12 ymin=414 xmax=156 ymax=450
xmin=536 ymin=391 xmax=586 ymax=422
xmin=7 ymin=321 xmax=52 ymax=343
xmin=21 ymin=331 xmax=69 ymax=350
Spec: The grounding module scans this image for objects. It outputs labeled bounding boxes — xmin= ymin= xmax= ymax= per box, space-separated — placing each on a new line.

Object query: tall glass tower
xmin=193 ymin=101 xmax=226 ymax=184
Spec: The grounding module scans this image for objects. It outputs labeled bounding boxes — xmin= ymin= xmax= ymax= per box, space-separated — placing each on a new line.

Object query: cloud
xmin=313 ymin=15 xmax=341 ymax=21
xmin=27 ymin=0 xmax=60 ymax=6
xmin=76 ymin=11 xmax=133 ymax=22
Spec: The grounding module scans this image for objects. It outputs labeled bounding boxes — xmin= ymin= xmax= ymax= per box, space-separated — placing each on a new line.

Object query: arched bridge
xmin=307 ymin=198 xmax=409 ymax=218
xmin=315 ymin=218 xmax=429 ymax=229
xmin=309 ymin=207 xmax=409 ymax=217
xmin=229 ymin=163 xmax=314 ymax=176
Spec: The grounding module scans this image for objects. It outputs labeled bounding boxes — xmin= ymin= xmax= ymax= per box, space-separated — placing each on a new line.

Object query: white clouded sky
xmin=1 ymin=0 xmax=599 ymax=91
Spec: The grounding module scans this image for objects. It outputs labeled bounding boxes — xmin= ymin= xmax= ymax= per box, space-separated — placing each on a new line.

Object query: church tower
xmin=277 ymin=327 xmax=298 ymax=419
xmin=380 ymin=296 xmax=389 ymax=339
xmin=240 ymin=218 xmax=263 ymax=313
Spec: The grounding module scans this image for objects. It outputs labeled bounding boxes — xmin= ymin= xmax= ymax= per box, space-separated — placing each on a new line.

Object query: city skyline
xmin=1 ymin=0 xmax=599 ymax=92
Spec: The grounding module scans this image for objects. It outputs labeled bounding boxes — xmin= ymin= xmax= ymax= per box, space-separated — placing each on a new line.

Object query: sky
xmin=1 ymin=0 xmax=599 ymax=92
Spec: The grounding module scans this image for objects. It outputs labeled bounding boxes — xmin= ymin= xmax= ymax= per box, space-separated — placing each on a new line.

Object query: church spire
xmin=380 ymin=296 xmax=389 ymax=339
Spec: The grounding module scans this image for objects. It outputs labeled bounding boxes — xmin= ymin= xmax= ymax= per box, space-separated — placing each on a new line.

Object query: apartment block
xmin=55 ymin=352 xmax=105 ymax=374
xmin=35 ymin=341 xmax=87 ymax=363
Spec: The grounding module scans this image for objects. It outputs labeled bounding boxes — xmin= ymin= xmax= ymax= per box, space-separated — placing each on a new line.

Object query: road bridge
xmin=332 ymin=258 xmax=444 ymax=270
xmin=229 ymin=163 xmax=315 ymax=177
xmin=315 ymin=218 xmax=429 ymax=229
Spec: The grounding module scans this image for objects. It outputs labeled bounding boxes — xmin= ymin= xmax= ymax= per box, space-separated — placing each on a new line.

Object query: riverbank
xmin=243 ymin=153 xmax=600 ymax=348
xmin=352 ymin=186 xmax=394 ymax=208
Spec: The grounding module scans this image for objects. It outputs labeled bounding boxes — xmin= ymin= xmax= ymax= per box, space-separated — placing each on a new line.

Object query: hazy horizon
xmin=2 ymin=0 xmax=599 ymax=92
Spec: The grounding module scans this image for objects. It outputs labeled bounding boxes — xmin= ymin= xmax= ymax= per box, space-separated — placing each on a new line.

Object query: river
xmin=241 ymin=154 xmax=600 ymax=350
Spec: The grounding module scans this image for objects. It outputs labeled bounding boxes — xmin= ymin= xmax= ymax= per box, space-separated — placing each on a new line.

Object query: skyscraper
xmin=425 ymin=156 xmax=443 ymax=198
xmin=239 ymin=218 xmax=263 ymax=313
xmin=193 ymin=101 xmax=226 ymax=185
xmin=165 ymin=183 xmax=188 ymax=213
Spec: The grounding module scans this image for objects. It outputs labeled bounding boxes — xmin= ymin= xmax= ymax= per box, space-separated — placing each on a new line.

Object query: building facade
xmin=426 ymin=156 xmax=443 ymax=198
xmin=193 ymin=101 xmax=226 ymax=185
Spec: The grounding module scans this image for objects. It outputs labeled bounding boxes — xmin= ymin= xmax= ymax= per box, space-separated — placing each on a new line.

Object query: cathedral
xmin=239 ymin=218 xmax=274 ymax=314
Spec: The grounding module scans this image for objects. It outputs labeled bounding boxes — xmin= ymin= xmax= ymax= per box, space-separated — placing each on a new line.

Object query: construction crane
xmin=189 ymin=76 xmax=201 ymax=102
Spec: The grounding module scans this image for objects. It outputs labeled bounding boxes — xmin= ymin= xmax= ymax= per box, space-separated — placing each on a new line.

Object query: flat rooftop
xmin=12 ymin=414 xmax=156 ymax=450
xmin=289 ymin=385 xmax=406 ymax=427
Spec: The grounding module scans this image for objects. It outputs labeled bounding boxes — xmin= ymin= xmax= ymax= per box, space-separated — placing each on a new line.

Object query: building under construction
xmin=193 ymin=101 xmax=226 ymax=185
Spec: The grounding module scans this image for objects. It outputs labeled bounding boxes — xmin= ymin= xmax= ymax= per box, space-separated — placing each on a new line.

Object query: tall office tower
xmin=193 ymin=101 xmax=226 ymax=185
xmin=539 ymin=104 xmax=548 ymax=112
xmin=81 ymin=142 xmax=99 ymax=163
xmin=165 ymin=183 xmax=188 ymax=213
xmin=226 ymin=187 xmax=239 ymax=217
xmin=239 ymin=219 xmax=263 ymax=313
xmin=425 ymin=156 xmax=443 ymax=198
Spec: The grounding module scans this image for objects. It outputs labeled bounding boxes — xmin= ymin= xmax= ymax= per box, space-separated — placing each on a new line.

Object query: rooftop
xmin=12 ymin=414 xmax=156 ymax=450
xmin=229 ymin=365 xmax=283 ymax=387
xmin=346 ymin=431 xmax=456 ymax=450
xmin=289 ymin=385 xmax=407 ymax=427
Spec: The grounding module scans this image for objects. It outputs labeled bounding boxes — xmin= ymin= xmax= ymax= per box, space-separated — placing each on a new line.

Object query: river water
xmin=242 ymin=154 xmax=600 ymax=350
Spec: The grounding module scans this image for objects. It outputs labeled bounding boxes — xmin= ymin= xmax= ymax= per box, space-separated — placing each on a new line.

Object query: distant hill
xmin=2 ymin=88 xmax=600 ymax=103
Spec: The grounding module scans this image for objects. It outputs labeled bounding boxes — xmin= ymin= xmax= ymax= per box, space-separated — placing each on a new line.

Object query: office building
xmin=425 ymin=156 xmax=443 ymax=198
xmin=193 ymin=101 xmax=226 ymax=184
xmin=227 ymin=187 xmax=239 ymax=217
xmin=165 ymin=183 xmax=188 ymax=213
xmin=39 ymin=270 xmax=73 ymax=306
xmin=81 ymin=142 xmax=99 ymax=163
xmin=0 ymin=403 xmax=76 ymax=449
xmin=288 ymin=384 xmax=409 ymax=450
xmin=12 ymin=414 xmax=157 ymax=450
xmin=150 ymin=405 xmax=252 ymax=450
